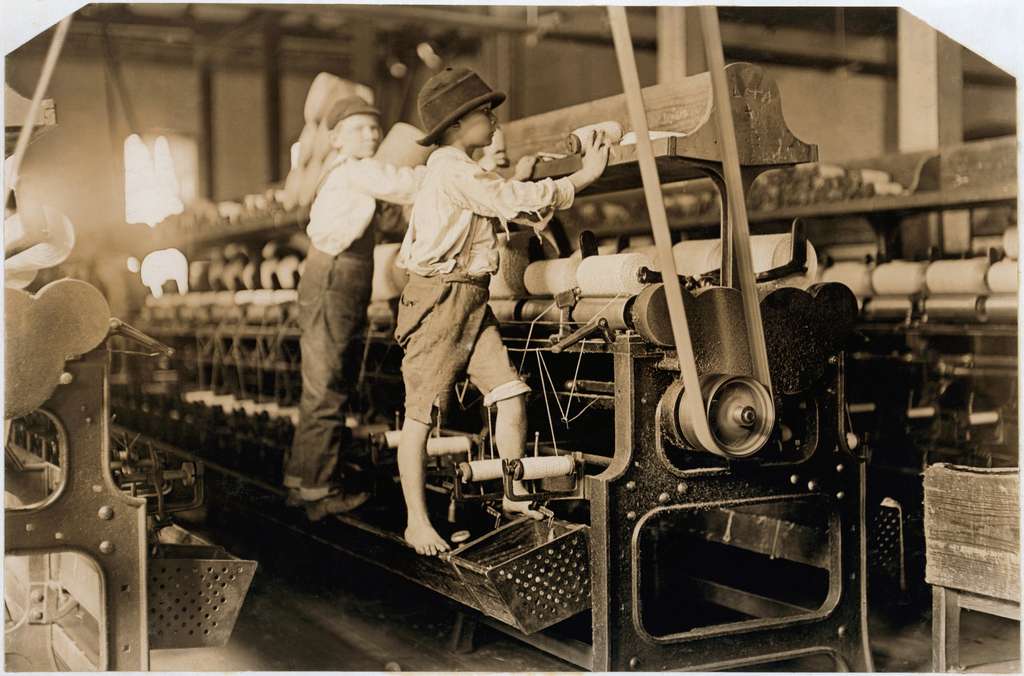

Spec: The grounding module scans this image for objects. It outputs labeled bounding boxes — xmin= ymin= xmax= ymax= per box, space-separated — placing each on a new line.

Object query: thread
xmin=672 ymin=238 xmax=720 ymax=276
xmin=489 ymin=232 xmax=537 ymax=299
xmin=1003 ymin=227 xmax=1018 ymax=259
xmin=969 ymin=411 xmax=1000 ymax=426
xmin=372 ymin=243 xmax=407 ymax=301
xmin=571 ymin=297 xmax=630 ymax=331
xmin=984 ymin=294 xmax=1018 ymax=323
xmin=517 ymin=455 xmax=575 ymax=480
xmin=576 ymin=253 xmax=650 ymax=297
xmin=923 ymin=295 xmax=984 ymax=322
xmin=523 ymin=258 xmax=581 ymax=296
xmin=518 ymin=300 xmax=561 ymax=323
xmin=566 ymin=121 xmax=624 ymax=153
xmin=925 ymin=258 xmax=990 ymax=295
xmin=460 ymin=458 xmax=504 ymax=482
xmin=862 ymin=295 xmax=913 ymax=320
xmin=871 ymin=261 xmax=927 ymax=295
xmin=822 ymin=261 xmax=874 ymax=297
xmin=426 ymin=436 xmax=473 ymax=457
xmin=671 ymin=233 xmax=818 ymax=286
xmin=986 ymin=258 xmax=1018 ymax=293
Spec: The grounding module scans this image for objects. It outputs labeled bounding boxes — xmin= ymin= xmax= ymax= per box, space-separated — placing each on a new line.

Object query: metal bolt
xmin=828 ymin=356 xmax=838 ymax=365
xmin=99 ymin=541 xmax=115 ymax=554
xmin=657 ymin=492 xmax=670 ymax=504
xmin=836 ymin=491 xmax=845 ymax=500
xmin=31 ymin=610 xmax=44 ymax=622
xmin=25 ymin=523 xmax=35 ymax=532
xmin=54 ymin=532 xmax=64 ymax=540
xmin=676 ymin=482 xmax=688 ymax=494
xmin=629 ymin=657 xmax=641 ymax=670
xmin=626 ymin=511 xmax=637 ymax=521
xmin=98 ymin=506 xmax=114 ymax=520
xmin=84 ymin=417 xmax=93 ymax=425
xmin=836 ymin=464 xmax=845 ymax=473
xmin=58 ymin=372 xmax=73 ymax=385
xmin=626 ymin=481 xmax=636 ymax=491
xmin=837 ymin=625 xmax=847 ymax=638
xmin=789 ymin=474 xmax=799 ymax=485
xmin=807 ymin=480 xmax=818 ymax=491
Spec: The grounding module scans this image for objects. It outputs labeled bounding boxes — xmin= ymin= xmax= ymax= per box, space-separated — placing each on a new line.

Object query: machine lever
xmin=109 ymin=318 xmax=175 ymax=358
xmin=550 ymin=318 xmax=613 ymax=354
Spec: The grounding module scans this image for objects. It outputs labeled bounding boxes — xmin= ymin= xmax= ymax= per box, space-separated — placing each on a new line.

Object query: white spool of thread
xmin=822 ymin=261 xmax=874 ymax=297
xmin=871 ymin=261 xmax=927 ymax=295
xmin=576 ymin=253 xmax=651 ymax=297
xmin=489 ymin=232 xmax=534 ymax=299
xmin=672 ymin=239 xmax=721 ymax=277
xmin=986 ymin=259 xmax=1018 ymax=293
xmin=489 ymin=300 xmax=521 ymax=322
xmin=566 ymin=121 xmax=624 ymax=153
xmin=459 ymin=458 xmax=505 ymax=482
xmin=518 ymin=300 xmax=561 ymax=323
xmin=517 ymin=456 xmax=575 ymax=480
xmin=969 ymin=411 xmax=1000 ymax=426
xmin=671 ymin=233 xmax=817 ymax=285
xmin=1003 ymin=227 xmax=1018 ymax=259
xmin=372 ymin=243 xmax=407 ymax=301
xmin=925 ymin=258 xmax=990 ymax=295
xmin=426 ymin=436 xmax=472 ymax=457
xmin=620 ymin=245 xmax=659 ymax=271
xmin=523 ymin=258 xmax=581 ymax=296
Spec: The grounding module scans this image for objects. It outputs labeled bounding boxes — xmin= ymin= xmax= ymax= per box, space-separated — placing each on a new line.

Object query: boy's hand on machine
xmin=502 ymin=497 xmax=545 ymax=521
xmin=580 ymin=129 xmax=610 ymax=179
xmin=405 ymin=521 xmax=451 ymax=556
xmin=513 ymin=154 xmax=539 ymax=181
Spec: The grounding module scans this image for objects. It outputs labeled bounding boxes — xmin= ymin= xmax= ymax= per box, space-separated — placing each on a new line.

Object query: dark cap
xmin=324 ymin=96 xmax=381 ymax=129
xmin=416 ymin=67 xmax=505 ymax=147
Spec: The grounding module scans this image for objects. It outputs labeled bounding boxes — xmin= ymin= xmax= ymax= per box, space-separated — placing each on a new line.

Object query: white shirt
xmin=306 ymin=157 xmax=425 ymax=256
xmin=399 ymin=146 xmax=575 ymax=277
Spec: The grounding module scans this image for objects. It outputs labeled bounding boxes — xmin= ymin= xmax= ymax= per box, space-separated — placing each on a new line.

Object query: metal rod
xmin=698 ymin=7 xmax=773 ymax=394
xmin=4 ymin=16 xmax=72 ymax=209
xmin=606 ymin=6 xmax=720 ymax=454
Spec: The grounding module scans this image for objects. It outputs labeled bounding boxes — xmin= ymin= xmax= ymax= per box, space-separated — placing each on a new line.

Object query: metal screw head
xmin=789 ymin=474 xmax=800 ymax=485
xmin=835 ymin=491 xmax=845 ymax=500
xmin=99 ymin=541 xmax=115 ymax=554
xmin=657 ymin=492 xmax=670 ymax=504
xmin=84 ymin=417 xmax=93 ymax=425
xmin=807 ymin=480 xmax=818 ymax=491
xmin=626 ymin=480 xmax=636 ymax=491
xmin=629 ymin=657 xmax=641 ymax=669
xmin=837 ymin=625 xmax=847 ymax=638
xmin=835 ymin=464 xmax=845 ymax=473
xmin=626 ymin=511 xmax=637 ymax=521
xmin=676 ymin=482 xmax=688 ymax=494
xmin=98 ymin=506 xmax=114 ymax=520
xmin=58 ymin=372 xmax=74 ymax=385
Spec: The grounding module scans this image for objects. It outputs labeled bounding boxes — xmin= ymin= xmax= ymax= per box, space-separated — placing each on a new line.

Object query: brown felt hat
xmin=324 ymin=96 xmax=381 ymax=129
xmin=416 ymin=67 xmax=506 ymax=147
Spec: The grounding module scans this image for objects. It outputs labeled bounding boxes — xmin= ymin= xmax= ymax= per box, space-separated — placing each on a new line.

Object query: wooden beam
xmin=263 ymin=17 xmax=282 ymax=183
xmin=656 ymin=6 xmax=686 ymax=82
xmin=197 ymin=60 xmax=215 ymax=198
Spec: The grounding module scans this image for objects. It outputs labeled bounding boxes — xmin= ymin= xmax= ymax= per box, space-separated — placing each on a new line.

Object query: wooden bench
xmin=925 ymin=463 xmax=1020 ymax=672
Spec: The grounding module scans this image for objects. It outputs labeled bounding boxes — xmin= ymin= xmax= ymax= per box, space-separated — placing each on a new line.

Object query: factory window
xmin=634 ymin=496 xmax=838 ymax=641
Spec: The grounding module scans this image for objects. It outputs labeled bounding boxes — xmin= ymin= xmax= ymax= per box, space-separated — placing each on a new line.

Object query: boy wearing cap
xmin=284 ymin=96 xmax=426 ymax=521
xmin=395 ymin=67 xmax=609 ymax=555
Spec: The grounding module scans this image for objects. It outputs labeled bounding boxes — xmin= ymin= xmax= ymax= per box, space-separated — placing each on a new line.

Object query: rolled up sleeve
xmin=445 ymin=167 xmax=577 ymax=229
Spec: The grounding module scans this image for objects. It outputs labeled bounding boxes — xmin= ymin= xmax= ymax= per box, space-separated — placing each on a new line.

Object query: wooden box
xmin=924 ymin=463 xmax=1020 ymax=602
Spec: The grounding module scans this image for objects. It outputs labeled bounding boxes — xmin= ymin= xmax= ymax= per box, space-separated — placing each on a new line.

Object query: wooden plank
xmin=932 ymin=585 xmax=961 ymax=672
xmin=956 ymin=590 xmax=1021 ymax=621
xmin=924 ymin=464 xmax=1020 ymax=602
xmin=691 ymin=577 xmax=812 ymax=619
xmin=503 ymin=71 xmax=713 ymax=161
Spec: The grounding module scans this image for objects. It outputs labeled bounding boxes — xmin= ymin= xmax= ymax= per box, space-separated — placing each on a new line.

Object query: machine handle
xmin=109 ymin=318 xmax=175 ymax=358
xmin=551 ymin=318 xmax=613 ymax=354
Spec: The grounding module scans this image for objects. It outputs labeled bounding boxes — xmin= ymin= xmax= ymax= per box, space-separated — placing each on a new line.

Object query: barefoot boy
xmin=395 ymin=67 xmax=609 ymax=555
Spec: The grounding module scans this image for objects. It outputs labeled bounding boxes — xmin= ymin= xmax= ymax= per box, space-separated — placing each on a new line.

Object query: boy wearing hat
xmin=284 ymin=95 xmax=426 ymax=521
xmin=395 ymin=67 xmax=609 ymax=555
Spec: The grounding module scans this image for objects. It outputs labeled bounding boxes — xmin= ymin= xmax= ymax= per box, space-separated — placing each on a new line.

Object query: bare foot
xmin=502 ymin=497 xmax=544 ymax=520
xmin=404 ymin=521 xmax=450 ymax=556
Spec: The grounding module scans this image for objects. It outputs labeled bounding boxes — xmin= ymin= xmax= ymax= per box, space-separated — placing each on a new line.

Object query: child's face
xmin=330 ymin=113 xmax=382 ymax=159
xmin=454 ymin=104 xmax=497 ymax=149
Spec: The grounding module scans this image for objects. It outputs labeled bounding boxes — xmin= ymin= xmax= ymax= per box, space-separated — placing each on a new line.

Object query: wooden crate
xmin=924 ymin=463 xmax=1020 ymax=602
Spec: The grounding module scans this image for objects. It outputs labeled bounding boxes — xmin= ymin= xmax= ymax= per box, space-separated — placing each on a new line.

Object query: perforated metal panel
xmin=148 ymin=551 xmax=256 ymax=649
xmin=868 ymin=499 xmax=905 ymax=592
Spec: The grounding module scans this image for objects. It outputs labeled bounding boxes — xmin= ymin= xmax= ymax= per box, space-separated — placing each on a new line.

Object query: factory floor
xmin=150 ymin=506 xmax=1020 ymax=673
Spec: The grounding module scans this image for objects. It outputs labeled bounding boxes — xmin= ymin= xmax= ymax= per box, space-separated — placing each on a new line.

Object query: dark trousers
xmin=283 ymin=248 xmax=372 ymax=501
